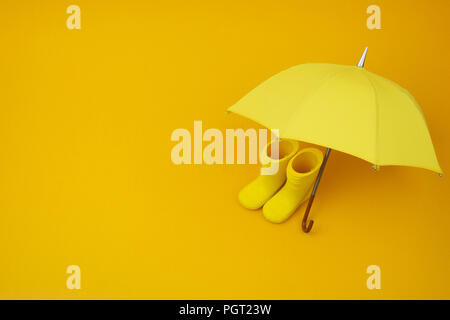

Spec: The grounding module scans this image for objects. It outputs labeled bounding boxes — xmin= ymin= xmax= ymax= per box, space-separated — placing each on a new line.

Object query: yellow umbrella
xmin=228 ymin=48 xmax=443 ymax=232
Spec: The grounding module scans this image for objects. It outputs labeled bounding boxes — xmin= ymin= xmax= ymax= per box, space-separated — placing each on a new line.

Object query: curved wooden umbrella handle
xmin=301 ymin=148 xmax=331 ymax=233
xmin=302 ymin=195 xmax=315 ymax=233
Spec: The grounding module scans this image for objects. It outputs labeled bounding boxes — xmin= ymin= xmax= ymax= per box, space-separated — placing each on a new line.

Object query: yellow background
xmin=1 ymin=0 xmax=449 ymax=299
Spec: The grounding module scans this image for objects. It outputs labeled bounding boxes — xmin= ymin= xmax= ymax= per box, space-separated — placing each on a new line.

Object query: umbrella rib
xmin=363 ymin=72 xmax=381 ymax=166
xmin=284 ymin=67 xmax=355 ymax=136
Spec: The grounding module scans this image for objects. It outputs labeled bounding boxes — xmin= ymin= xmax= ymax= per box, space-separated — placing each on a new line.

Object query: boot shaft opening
xmin=267 ymin=140 xmax=297 ymax=161
xmin=291 ymin=151 xmax=320 ymax=173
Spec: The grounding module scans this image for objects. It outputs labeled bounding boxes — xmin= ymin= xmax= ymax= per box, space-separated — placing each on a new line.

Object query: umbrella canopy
xmin=228 ymin=54 xmax=442 ymax=174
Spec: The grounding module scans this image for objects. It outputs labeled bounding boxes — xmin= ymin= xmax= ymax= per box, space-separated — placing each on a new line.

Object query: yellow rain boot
xmin=263 ymin=147 xmax=323 ymax=223
xmin=238 ymin=139 xmax=300 ymax=210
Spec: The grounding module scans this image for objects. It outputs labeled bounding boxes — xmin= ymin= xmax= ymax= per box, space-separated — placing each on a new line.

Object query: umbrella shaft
xmin=312 ymin=148 xmax=331 ymax=196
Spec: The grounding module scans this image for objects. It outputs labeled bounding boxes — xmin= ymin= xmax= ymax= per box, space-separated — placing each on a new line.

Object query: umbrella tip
xmin=357 ymin=47 xmax=368 ymax=67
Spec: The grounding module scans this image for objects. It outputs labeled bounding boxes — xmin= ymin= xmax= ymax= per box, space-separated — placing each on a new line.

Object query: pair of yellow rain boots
xmin=238 ymin=139 xmax=323 ymax=223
